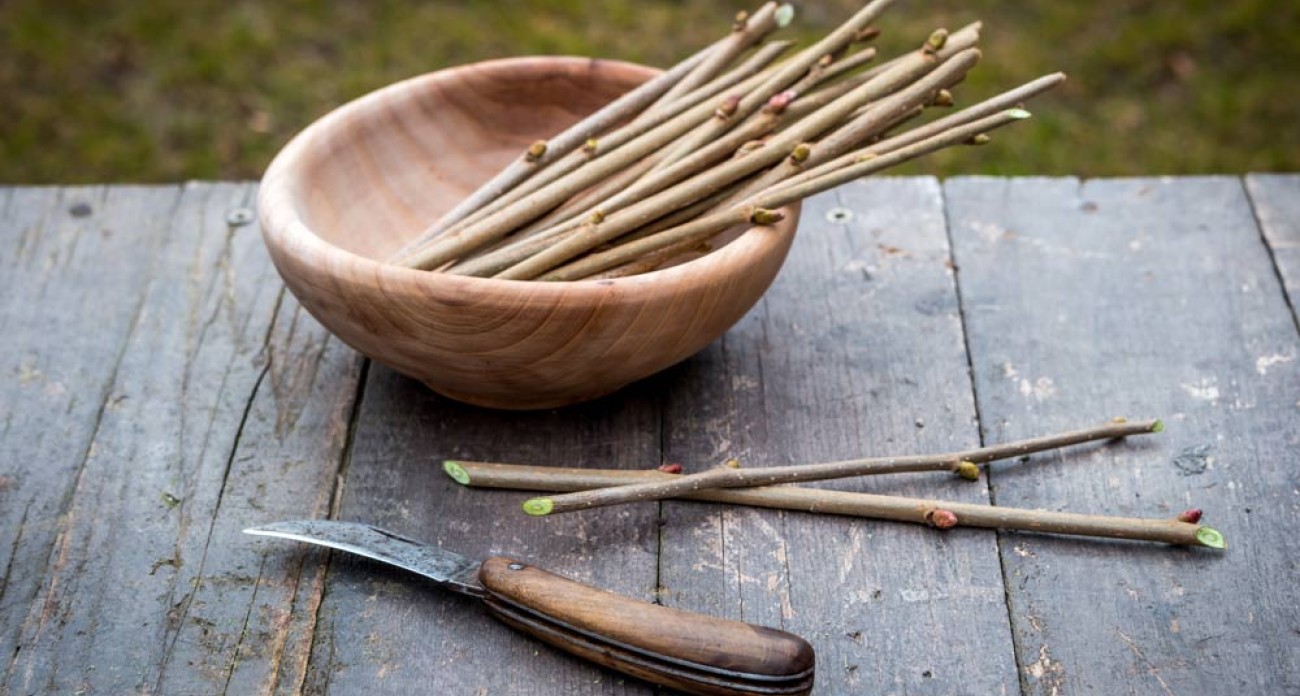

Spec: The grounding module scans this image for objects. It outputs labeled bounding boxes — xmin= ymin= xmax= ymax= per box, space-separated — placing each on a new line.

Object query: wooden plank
xmin=155 ymin=298 xmax=365 ymax=695
xmin=656 ymin=178 xmax=1019 ymax=695
xmin=2 ymin=184 xmax=366 ymax=695
xmin=1245 ymin=174 xmax=1300 ymax=327
xmin=945 ymin=176 xmax=1300 ymax=694
xmin=303 ymin=366 xmax=664 ymax=694
xmin=1 ymin=185 xmax=173 ymax=673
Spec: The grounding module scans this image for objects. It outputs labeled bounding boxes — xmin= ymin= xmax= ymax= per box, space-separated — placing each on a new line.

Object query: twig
xmin=397 ymin=40 xmax=796 ymax=269
xmin=495 ymin=44 xmax=982 ymax=281
xmin=653 ymin=0 xmax=899 ymax=171
xmin=539 ymin=105 xmax=1025 ymax=281
xmin=519 ymin=419 xmax=1163 ymax=515
xmin=657 ymin=3 xmax=787 ymax=105
xmin=703 ymin=38 xmax=986 ymax=218
xmin=449 ymin=103 xmax=788 ymax=280
xmin=781 ymin=72 xmax=1067 ymax=193
xmin=442 ymin=460 xmax=1223 ymax=548
xmin=391 ymin=40 xmax=722 ymax=260
xmin=399 ymin=45 xmax=808 ymax=271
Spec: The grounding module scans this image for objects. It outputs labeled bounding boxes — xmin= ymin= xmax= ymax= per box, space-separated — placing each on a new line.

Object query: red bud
xmin=925 ymin=509 xmax=959 ymax=529
xmin=764 ymin=90 xmax=798 ymax=114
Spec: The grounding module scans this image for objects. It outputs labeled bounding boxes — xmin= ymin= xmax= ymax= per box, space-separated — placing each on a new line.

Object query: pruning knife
xmin=245 ymin=520 xmax=815 ymax=696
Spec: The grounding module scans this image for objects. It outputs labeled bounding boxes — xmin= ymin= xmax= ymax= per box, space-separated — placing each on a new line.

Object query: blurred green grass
xmin=2 ymin=0 xmax=1297 ymax=183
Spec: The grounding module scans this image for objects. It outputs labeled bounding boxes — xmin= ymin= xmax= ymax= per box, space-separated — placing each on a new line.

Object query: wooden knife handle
xmin=478 ymin=557 xmax=815 ymax=696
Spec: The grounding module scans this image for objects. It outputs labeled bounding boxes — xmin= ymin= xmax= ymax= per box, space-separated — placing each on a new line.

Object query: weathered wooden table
xmin=2 ymin=176 xmax=1297 ymax=695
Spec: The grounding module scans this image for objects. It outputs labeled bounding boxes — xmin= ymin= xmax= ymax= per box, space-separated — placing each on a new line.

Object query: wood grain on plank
xmin=1 ymin=185 xmax=175 ymax=679
xmin=1245 ymin=174 xmax=1300 ymax=328
xmin=302 ymin=366 xmax=666 ymax=694
xmin=2 ymin=184 xmax=366 ymax=696
xmin=656 ymin=179 xmax=1019 ymax=695
xmin=945 ymin=176 xmax=1300 ymax=695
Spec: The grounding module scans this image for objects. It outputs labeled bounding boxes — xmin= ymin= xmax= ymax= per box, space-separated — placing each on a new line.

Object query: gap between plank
xmin=939 ymin=176 xmax=1028 ymax=696
xmin=1241 ymin=175 xmax=1300 ymax=337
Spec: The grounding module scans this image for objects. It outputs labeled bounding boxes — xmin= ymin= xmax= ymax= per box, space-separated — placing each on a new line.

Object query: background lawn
xmin=2 ymin=0 xmax=1297 ymax=183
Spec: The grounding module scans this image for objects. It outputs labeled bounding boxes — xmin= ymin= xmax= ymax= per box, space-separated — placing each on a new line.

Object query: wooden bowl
xmin=258 ymin=57 xmax=798 ymax=409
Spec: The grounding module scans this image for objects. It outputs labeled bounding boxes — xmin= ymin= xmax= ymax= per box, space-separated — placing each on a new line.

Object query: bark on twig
xmin=441 ymin=460 xmax=1223 ymax=548
xmin=397 ymin=41 xmax=796 ymax=268
xmin=496 ymin=45 xmax=982 ymax=280
xmin=521 ymin=419 xmax=1163 ymax=514
xmin=391 ymin=41 xmax=720 ymax=260
xmin=654 ymin=0 xmax=899 ymax=171
xmin=657 ymin=3 xmax=786 ymax=104
xmin=541 ymin=104 xmax=1025 ymax=281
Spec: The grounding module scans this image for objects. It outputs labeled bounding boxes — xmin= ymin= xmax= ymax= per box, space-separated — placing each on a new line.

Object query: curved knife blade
xmin=244 ymin=520 xmax=484 ymax=597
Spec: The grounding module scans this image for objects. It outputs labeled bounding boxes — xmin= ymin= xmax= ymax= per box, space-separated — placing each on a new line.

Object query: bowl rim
xmin=257 ymin=55 xmax=798 ymax=302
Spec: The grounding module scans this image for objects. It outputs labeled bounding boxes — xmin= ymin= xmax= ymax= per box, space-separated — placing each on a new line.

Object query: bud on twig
xmin=853 ymin=26 xmax=881 ymax=43
xmin=931 ymin=89 xmax=955 ymax=107
xmin=967 ymin=133 xmax=992 ymax=145
xmin=1177 ymin=508 xmax=1203 ymax=524
xmin=925 ymin=508 xmax=959 ymax=529
xmin=715 ymin=93 xmax=741 ymax=119
xmin=733 ymin=10 xmax=749 ymax=32
xmin=789 ymin=143 xmax=812 ymax=165
xmin=583 ymin=138 xmax=599 ymax=155
xmin=954 ymin=461 xmax=980 ymax=481
xmin=736 ymin=140 xmax=766 ymax=157
xmin=525 ymin=140 xmax=548 ymax=163
xmin=588 ymin=209 xmax=606 ymax=224
xmin=658 ymin=463 xmax=684 ymax=474
xmin=924 ymin=28 xmax=950 ymax=54
xmin=750 ymin=208 xmax=786 ymax=225
xmin=764 ymin=90 xmax=798 ymax=114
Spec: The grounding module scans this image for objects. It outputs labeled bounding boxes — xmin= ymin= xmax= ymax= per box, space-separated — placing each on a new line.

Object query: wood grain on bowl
xmin=259 ymin=57 xmax=798 ymax=409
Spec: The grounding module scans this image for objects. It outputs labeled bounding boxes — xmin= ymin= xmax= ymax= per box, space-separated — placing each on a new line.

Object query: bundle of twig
xmin=390 ymin=1 xmax=1065 ymax=280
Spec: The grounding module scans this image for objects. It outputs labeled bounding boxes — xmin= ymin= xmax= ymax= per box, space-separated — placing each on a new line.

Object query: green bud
xmin=525 ymin=140 xmax=548 ymax=162
xmin=925 ymin=28 xmax=949 ymax=53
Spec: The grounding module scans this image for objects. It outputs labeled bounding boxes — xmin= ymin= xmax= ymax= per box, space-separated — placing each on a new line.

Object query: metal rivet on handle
xmin=226 ymin=207 xmax=255 ymax=227
xmin=825 ymin=207 xmax=853 ymax=224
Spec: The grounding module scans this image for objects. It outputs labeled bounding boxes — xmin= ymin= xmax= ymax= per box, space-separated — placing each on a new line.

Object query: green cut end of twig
xmin=955 ymin=460 xmax=981 ymax=481
xmin=443 ymin=460 xmax=471 ymax=486
xmin=1195 ymin=526 xmax=1226 ymax=549
xmin=1152 ymin=419 xmax=1165 ymax=433
xmin=775 ymin=4 xmax=795 ymax=28
xmin=1007 ymin=108 xmax=1032 ymax=120
xmin=522 ymin=498 xmax=554 ymax=516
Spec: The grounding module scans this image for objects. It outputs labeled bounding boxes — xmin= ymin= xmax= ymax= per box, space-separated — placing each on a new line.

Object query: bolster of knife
xmin=477 ymin=556 xmax=815 ymax=696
